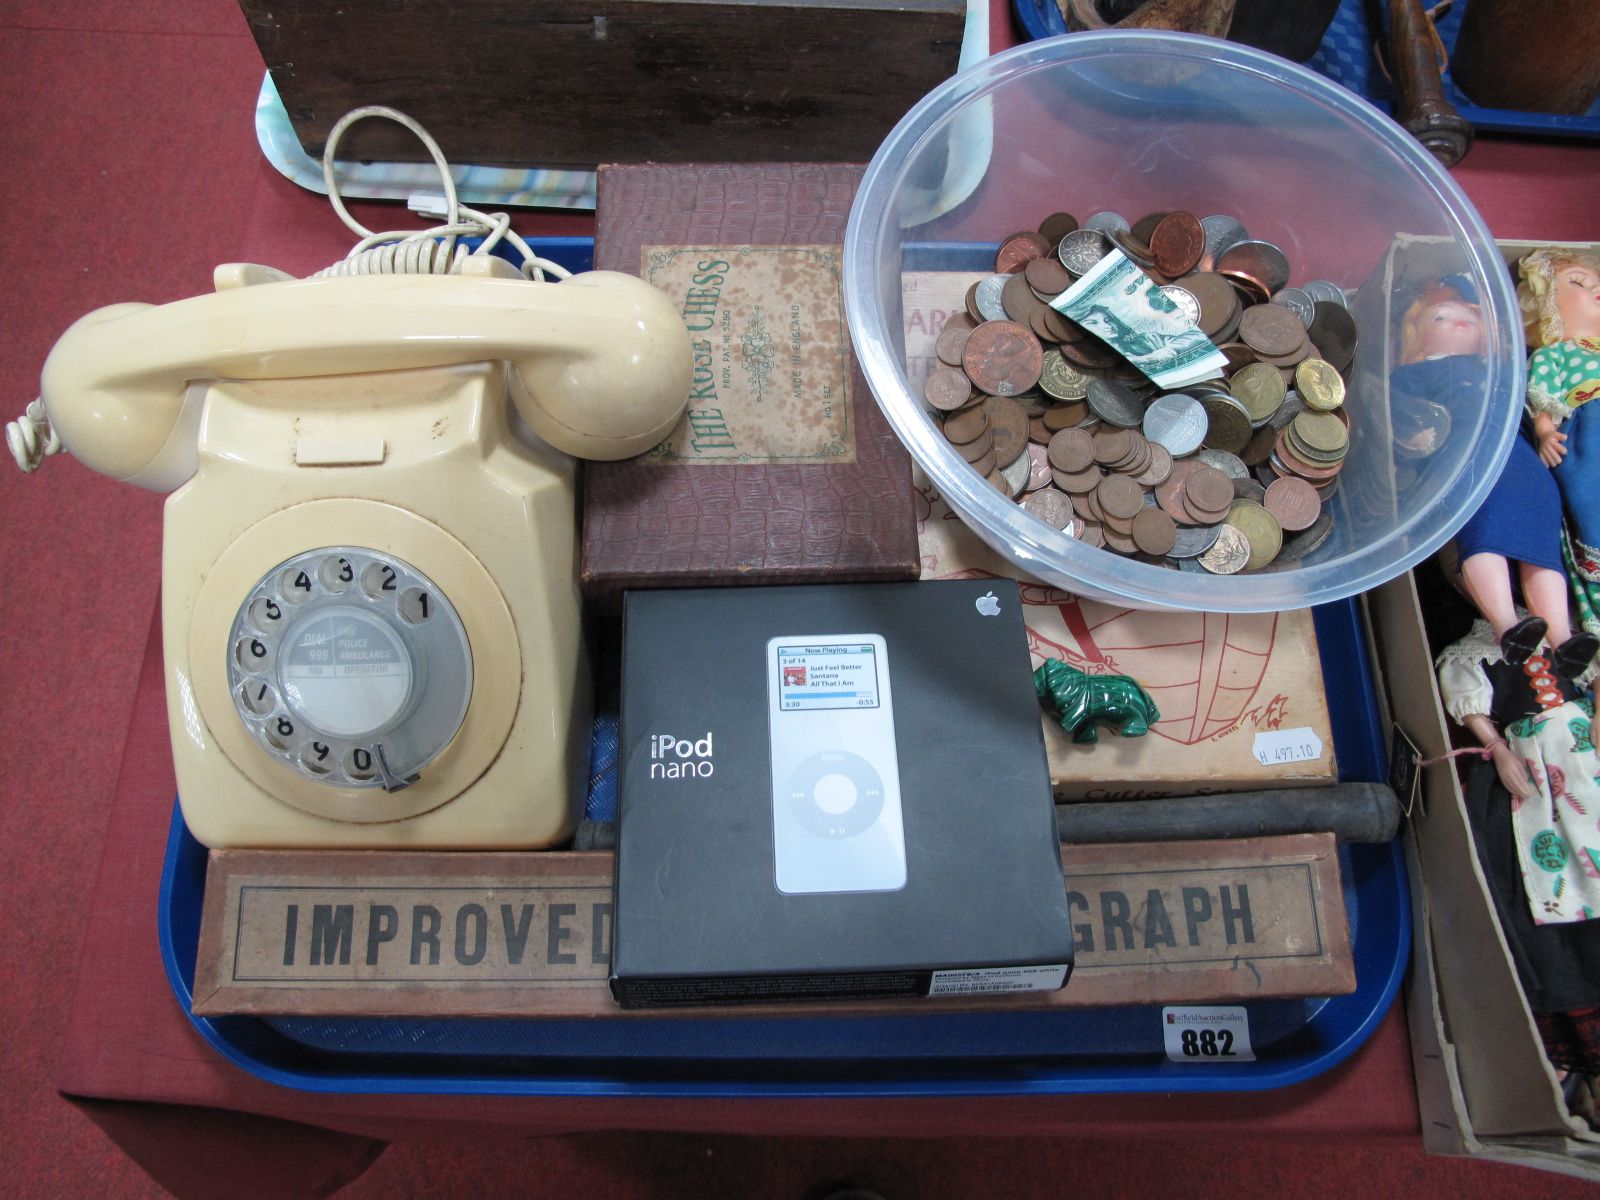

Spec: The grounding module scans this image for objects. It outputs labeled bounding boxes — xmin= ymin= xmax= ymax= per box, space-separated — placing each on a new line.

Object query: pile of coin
xmin=927 ymin=209 xmax=1356 ymax=575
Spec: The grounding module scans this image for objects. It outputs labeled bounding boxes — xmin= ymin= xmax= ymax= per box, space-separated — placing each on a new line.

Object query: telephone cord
xmin=312 ymin=106 xmax=570 ymax=283
xmin=5 ymin=399 xmax=61 ymax=473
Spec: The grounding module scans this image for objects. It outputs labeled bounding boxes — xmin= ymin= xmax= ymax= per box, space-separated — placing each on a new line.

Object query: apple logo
xmin=975 ymin=591 xmax=1001 ymax=617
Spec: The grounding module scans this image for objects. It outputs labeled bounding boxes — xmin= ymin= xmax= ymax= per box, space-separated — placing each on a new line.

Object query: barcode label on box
xmin=928 ymin=965 xmax=1068 ymax=995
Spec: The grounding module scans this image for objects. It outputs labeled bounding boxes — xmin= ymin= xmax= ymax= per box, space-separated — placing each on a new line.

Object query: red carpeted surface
xmin=2 ymin=2 xmax=1599 ymax=1198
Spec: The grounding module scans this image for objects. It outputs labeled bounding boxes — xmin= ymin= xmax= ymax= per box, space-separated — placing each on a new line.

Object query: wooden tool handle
xmin=1388 ymin=0 xmax=1474 ymax=167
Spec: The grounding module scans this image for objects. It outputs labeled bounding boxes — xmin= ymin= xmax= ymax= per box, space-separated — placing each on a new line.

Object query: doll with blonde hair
xmin=1522 ymin=248 xmax=1600 ymax=639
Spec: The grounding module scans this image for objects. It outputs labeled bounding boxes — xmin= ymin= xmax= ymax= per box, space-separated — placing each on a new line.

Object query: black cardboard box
xmin=611 ymin=580 xmax=1075 ymax=1008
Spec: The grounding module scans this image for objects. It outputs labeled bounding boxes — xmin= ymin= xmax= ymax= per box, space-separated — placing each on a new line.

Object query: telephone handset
xmin=28 ymin=255 xmax=693 ymax=849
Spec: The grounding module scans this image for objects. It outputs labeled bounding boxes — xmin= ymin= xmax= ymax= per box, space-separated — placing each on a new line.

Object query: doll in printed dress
xmin=1436 ymin=615 xmax=1600 ymax=1085
xmin=1393 ymin=276 xmax=1593 ymax=677
xmin=1522 ymin=249 xmax=1600 ymax=638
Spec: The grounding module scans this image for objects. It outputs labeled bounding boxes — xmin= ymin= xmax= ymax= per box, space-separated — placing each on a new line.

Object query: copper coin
xmin=1026 ymin=443 xmax=1054 ymax=492
xmin=996 ymin=230 xmax=1051 ymax=274
xmin=1029 ymin=415 xmax=1052 ymax=444
xmin=1022 ymin=487 xmax=1076 ymax=530
xmin=935 ymin=323 xmax=972 ymax=368
xmin=1135 ymin=442 xmax=1173 ymax=487
xmin=1093 ymin=426 xmax=1133 ymax=466
xmin=1055 ymin=465 xmax=1104 ymax=495
xmin=1128 ymin=211 xmax=1169 ymax=244
xmin=1109 ymin=228 xmax=1156 ymax=268
xmin=1024 ymin=256 xmax=1071 ymax=296
xmin=1039 ymin=304 xmax=1083 ymax=344
xmin=925 ymin=367 xmax=973 ymax=412
xmin=1078 ymin=519 xmax=1106 ymax=549
xmin=963 ymin=321 xmax=1044 ymax=397
xmin=944 ymin=406 xmax=989 ymax=445
xmin=964 ymin=281 xmax=985 ymax=324
xmin=1042 ymin=400 xmax=1089 ymax=431
xmin=1149 ymin=211 xmax=1206 ymax=277
xmin=1218 ymin=342 xmax=1257 ymax=373
xmin=1182 ymin=272 xmax=1240 ymax=338
xmin=1103 ymin=527 xmax=1140 ymax=555
xmin=1155 ymin=458 xmax=1202 ymax=521
xmin=955 ymin=429 xmax=994 ymax=464
xmin=971 ymin=443 xmax=998 ymax=477
xmin=1048 ymin=427 xmax=1097 ymax=474
xmin=1264 ymin=476 xmax=1321 ymax=531
xmin=1097 ymin=473 xmax=1144 ymax=520
xmin=944 ymin=311 xmax=976 ymax=333
xmin=983 ymin=394 xmax=1030 ymax=465
xmin=1239 ymin=304 xmax=1308 ymax=359
xmin=1039 ymin=212 xmax=1080 ymax=244
xmin=1220 ymin=271 xmax=1272 ymax=307
xmin=1131 ymin=507 xmax=1178 ymax=556
xmin=1002 ymin=272 xmax=1048 ymax=325
xmin=1184 ymin=466 xmax=1234 ymax=515
xmin=1216 ymin=240 xmax=1291 ymax=296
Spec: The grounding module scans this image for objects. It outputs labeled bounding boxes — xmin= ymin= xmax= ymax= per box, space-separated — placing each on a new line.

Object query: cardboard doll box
xmin=1369 ymin=234 xmax=1600 ymax=1181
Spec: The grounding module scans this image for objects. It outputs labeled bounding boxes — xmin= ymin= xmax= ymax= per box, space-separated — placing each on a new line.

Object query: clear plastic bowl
xmin=843 ymin=31 xmax=1523 ymax=611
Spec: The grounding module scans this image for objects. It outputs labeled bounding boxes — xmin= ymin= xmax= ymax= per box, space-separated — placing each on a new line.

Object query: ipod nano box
xmin=610 ymin=579 xmax=1074 ymax=1009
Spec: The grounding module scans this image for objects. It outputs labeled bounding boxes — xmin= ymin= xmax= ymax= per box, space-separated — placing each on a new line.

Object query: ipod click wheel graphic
xmin=767 ymin=633 xmax=907 ymax=895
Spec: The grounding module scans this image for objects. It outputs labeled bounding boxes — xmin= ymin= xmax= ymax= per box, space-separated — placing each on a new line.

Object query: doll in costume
xmin=1393 ymin=276 xmax=1593 ymax=677
xmin=1522 ymin=249 xmax=1600 ymax=639
xmin=1436 ymin=603 xmax=1600 ymax=1088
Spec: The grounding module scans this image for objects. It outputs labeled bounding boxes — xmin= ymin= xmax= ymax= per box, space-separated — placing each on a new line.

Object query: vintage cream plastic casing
xmin=38 ymin=264 xmax=693 ymax=848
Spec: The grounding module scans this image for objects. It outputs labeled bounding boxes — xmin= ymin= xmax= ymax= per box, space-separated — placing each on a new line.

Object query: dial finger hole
xmin=318 ymin=554 xmax=357 ymax=594
xmin=238 ymin=679 xmax=277 ymax=715
xmin=361 ymin=560 xmax=400 ymax=600
xmin=345 ymin=745 xmax=378 ymax=781
xmin=397 ymin=587 xmax=432 ymax=625
xmin=280 ymin=565 xmax=316 ymax=604
xmin=265 ymin=713 xmax=297 ymax=752
xmin=234 ymin=635 xmax=274 ymax=674
xmin=249 ymin=596 xmax=286 ymax=629
xmin=300 ymin=739 xmax=334 ymax=776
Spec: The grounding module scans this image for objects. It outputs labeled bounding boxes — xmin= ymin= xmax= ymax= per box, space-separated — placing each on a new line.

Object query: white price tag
xmin=1162 ymin=1005 xmax=1254 ymax=1063
xmin=1252 ymin=727 xmax=1323 ymax=767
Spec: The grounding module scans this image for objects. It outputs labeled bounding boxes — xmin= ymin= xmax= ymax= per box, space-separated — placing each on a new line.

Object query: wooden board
xmin=192 ymin=834 xmax=1353 ymax=1016
xmin=240 ymin=0 xmax=967 ymax=169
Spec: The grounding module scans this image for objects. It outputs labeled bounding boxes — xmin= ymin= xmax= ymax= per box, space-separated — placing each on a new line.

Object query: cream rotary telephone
xmin=9 ymin=111 xmax=692 ymax=849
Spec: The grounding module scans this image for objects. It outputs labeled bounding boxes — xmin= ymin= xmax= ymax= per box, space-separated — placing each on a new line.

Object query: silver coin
xmin=1199 ymin=214 xmax=1248 ymax=270
xmin=1233 ymin=477 xmax=1267 ymax=504
xmin=1159 ymin=284 xmax=1202 ymax=327
xmin=1170 ymin=521 xmax=1224 ymax=559
xmin=1269 ymin=391 xmax=1306 ymax=430
xmin=1263 ymin=511 xmax=1335 ymax=569
xmin=1271 ymin=286 xmax=1316 ymax=327
xmin=1198 ymin=523 xmax=1251 ymax=574
xmin=1000 ymin=448 xmax=1032 ymax=497
xmin=1197 ymin=448 xmax=1249 ymax=479
xmin=1082 ymin=211 xmax=1130 ymax=235
xmin=1302 ymin=279 xmax=1349 ymax=308
xmin=975 ymin=274 xmax=1011 ymax=322
xmin=1086 ymin=379 xmax=1144 ymax=428
xmin=1178 ymin=554 xmax=1210 ymax=573
xmin=1057 ymin=229 xmax=1111 ymax=277
xmin=1394 ymin=397 xmax=1453 ymax=460
xmin=1218 ymin=240 xmax=1291 ymax=295
xmin=1142 ymin=394 xmax=1207 ymax=456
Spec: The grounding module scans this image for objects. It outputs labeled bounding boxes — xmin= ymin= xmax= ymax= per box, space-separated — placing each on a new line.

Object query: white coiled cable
xmin=6 ymin=399 xmax=61 ymax=473
xmin=312 ymin=106 xmax=571 ymax=283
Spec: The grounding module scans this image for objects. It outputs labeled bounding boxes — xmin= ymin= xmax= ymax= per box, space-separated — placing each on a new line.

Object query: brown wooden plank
xmin=240 ymin=0 xmax=967 ymax=168
xmin=193 ymin=833 xmax=1352 ymax=1016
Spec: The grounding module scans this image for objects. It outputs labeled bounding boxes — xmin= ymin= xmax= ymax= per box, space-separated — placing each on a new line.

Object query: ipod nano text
xmin=649 ymin=732 xmax=715 ymax=779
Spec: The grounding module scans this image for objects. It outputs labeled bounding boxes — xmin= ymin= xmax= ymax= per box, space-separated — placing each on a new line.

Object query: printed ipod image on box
xmin=610 ymin=580 xmax=1075 ymax=1009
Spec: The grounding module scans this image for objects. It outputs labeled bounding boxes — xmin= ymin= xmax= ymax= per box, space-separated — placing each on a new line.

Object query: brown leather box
xmin=581 ymin=163 xmax=920 ymax=599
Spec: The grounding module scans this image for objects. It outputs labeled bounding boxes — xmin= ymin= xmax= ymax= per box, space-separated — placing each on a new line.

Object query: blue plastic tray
xmin=159 ymin=596 xmax=1408 ymax=1097
xmin=155 ymin=234 xmax=1407 ymax=1094
xmin=1012 ymin=0 xmax=1600 ymax=140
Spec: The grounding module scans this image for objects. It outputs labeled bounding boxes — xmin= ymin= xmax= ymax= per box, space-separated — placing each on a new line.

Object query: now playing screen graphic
xmin=775 ymin=644 xmax=881 ymax=711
